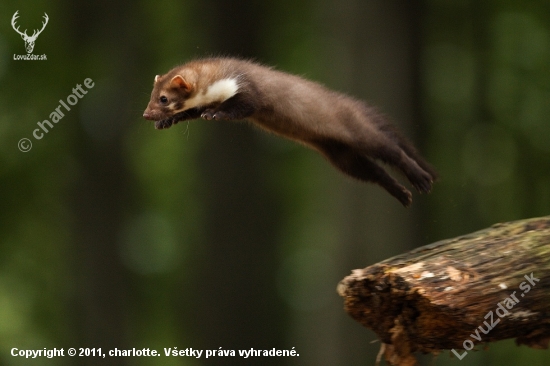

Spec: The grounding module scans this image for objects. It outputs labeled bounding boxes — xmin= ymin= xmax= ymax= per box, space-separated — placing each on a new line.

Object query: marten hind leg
xmin=358 ymin=135 xmax=434 ymax=194
xmin=378 ymin=124 xmax=438 ymax=181
xmin=396 ymin=141 xmax=438 ymax=182
xmin=315 ymin=140 xmax=413 ymax=206
xmin=368 ymin=111 xmax=437 ymax=186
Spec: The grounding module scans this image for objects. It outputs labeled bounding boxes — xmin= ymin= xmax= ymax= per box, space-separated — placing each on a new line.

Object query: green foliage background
xmin=0 ymin=0 xmax=549 ymax=365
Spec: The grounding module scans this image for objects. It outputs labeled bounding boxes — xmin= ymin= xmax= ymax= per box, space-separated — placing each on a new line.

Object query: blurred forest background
xmin=0 ymin=0 xmax=549 ymax=365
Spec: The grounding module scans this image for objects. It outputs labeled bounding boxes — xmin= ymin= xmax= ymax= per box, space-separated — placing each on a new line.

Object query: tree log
xmin=337 ymin=216 xmax=550 ymax=365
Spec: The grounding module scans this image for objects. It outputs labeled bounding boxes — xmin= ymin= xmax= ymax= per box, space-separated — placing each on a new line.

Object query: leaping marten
xmin=143 ymin=57 xmax=437 ymax=206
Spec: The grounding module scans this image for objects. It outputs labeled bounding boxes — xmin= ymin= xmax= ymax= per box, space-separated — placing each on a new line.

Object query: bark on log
xmin=337 ymin=216 xmax=550 ymax=365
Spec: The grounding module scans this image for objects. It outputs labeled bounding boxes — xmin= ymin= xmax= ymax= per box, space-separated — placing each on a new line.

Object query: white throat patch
xmin=181 ymin=78 xmax=239 ymax=111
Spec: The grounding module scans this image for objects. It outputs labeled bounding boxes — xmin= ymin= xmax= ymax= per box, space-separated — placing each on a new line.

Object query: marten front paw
xmin=155 ymin=118 xmax=173 ymax=129
xmin=201 ymin=109 xmax=216 ymax=120
xmin=201 ymin=109 xmax=231 ymax=121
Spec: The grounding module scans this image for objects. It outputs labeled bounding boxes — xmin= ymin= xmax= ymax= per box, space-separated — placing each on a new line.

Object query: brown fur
xmin=143 ymin=57 xmax=437 ymax=206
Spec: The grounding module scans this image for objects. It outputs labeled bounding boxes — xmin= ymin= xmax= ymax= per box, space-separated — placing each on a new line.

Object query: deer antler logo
xmin=11 ymin=11 xmax=49 ymax=54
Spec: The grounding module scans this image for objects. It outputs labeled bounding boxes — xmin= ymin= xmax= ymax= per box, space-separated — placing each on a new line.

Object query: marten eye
xmin=159 ymin=96 xmax=169 ymax=104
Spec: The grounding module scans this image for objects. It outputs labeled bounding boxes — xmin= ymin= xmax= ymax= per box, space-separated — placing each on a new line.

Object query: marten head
xmin=143 ymin=68 xmax=198 ymax=122
xmin=144 ymin=60 xmax=240 ymax=129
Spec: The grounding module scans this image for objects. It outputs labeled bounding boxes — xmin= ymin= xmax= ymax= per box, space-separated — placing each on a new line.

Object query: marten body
xmin=143 ymin=57 xmax=437 ymax=206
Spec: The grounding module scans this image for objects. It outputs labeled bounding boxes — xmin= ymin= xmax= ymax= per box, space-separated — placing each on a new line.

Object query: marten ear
xmin=170 ymin=75 xmax=192 ymax=92
xmin=154 ymin=75 xmax=161 ymax=83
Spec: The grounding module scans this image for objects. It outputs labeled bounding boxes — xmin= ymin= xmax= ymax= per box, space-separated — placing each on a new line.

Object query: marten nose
xmin=143 ymin=111 xmax=154 ymax=120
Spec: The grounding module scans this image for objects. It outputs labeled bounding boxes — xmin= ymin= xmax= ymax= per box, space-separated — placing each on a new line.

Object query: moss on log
xmin=337 ymin=216 xmax=550 ymax=365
